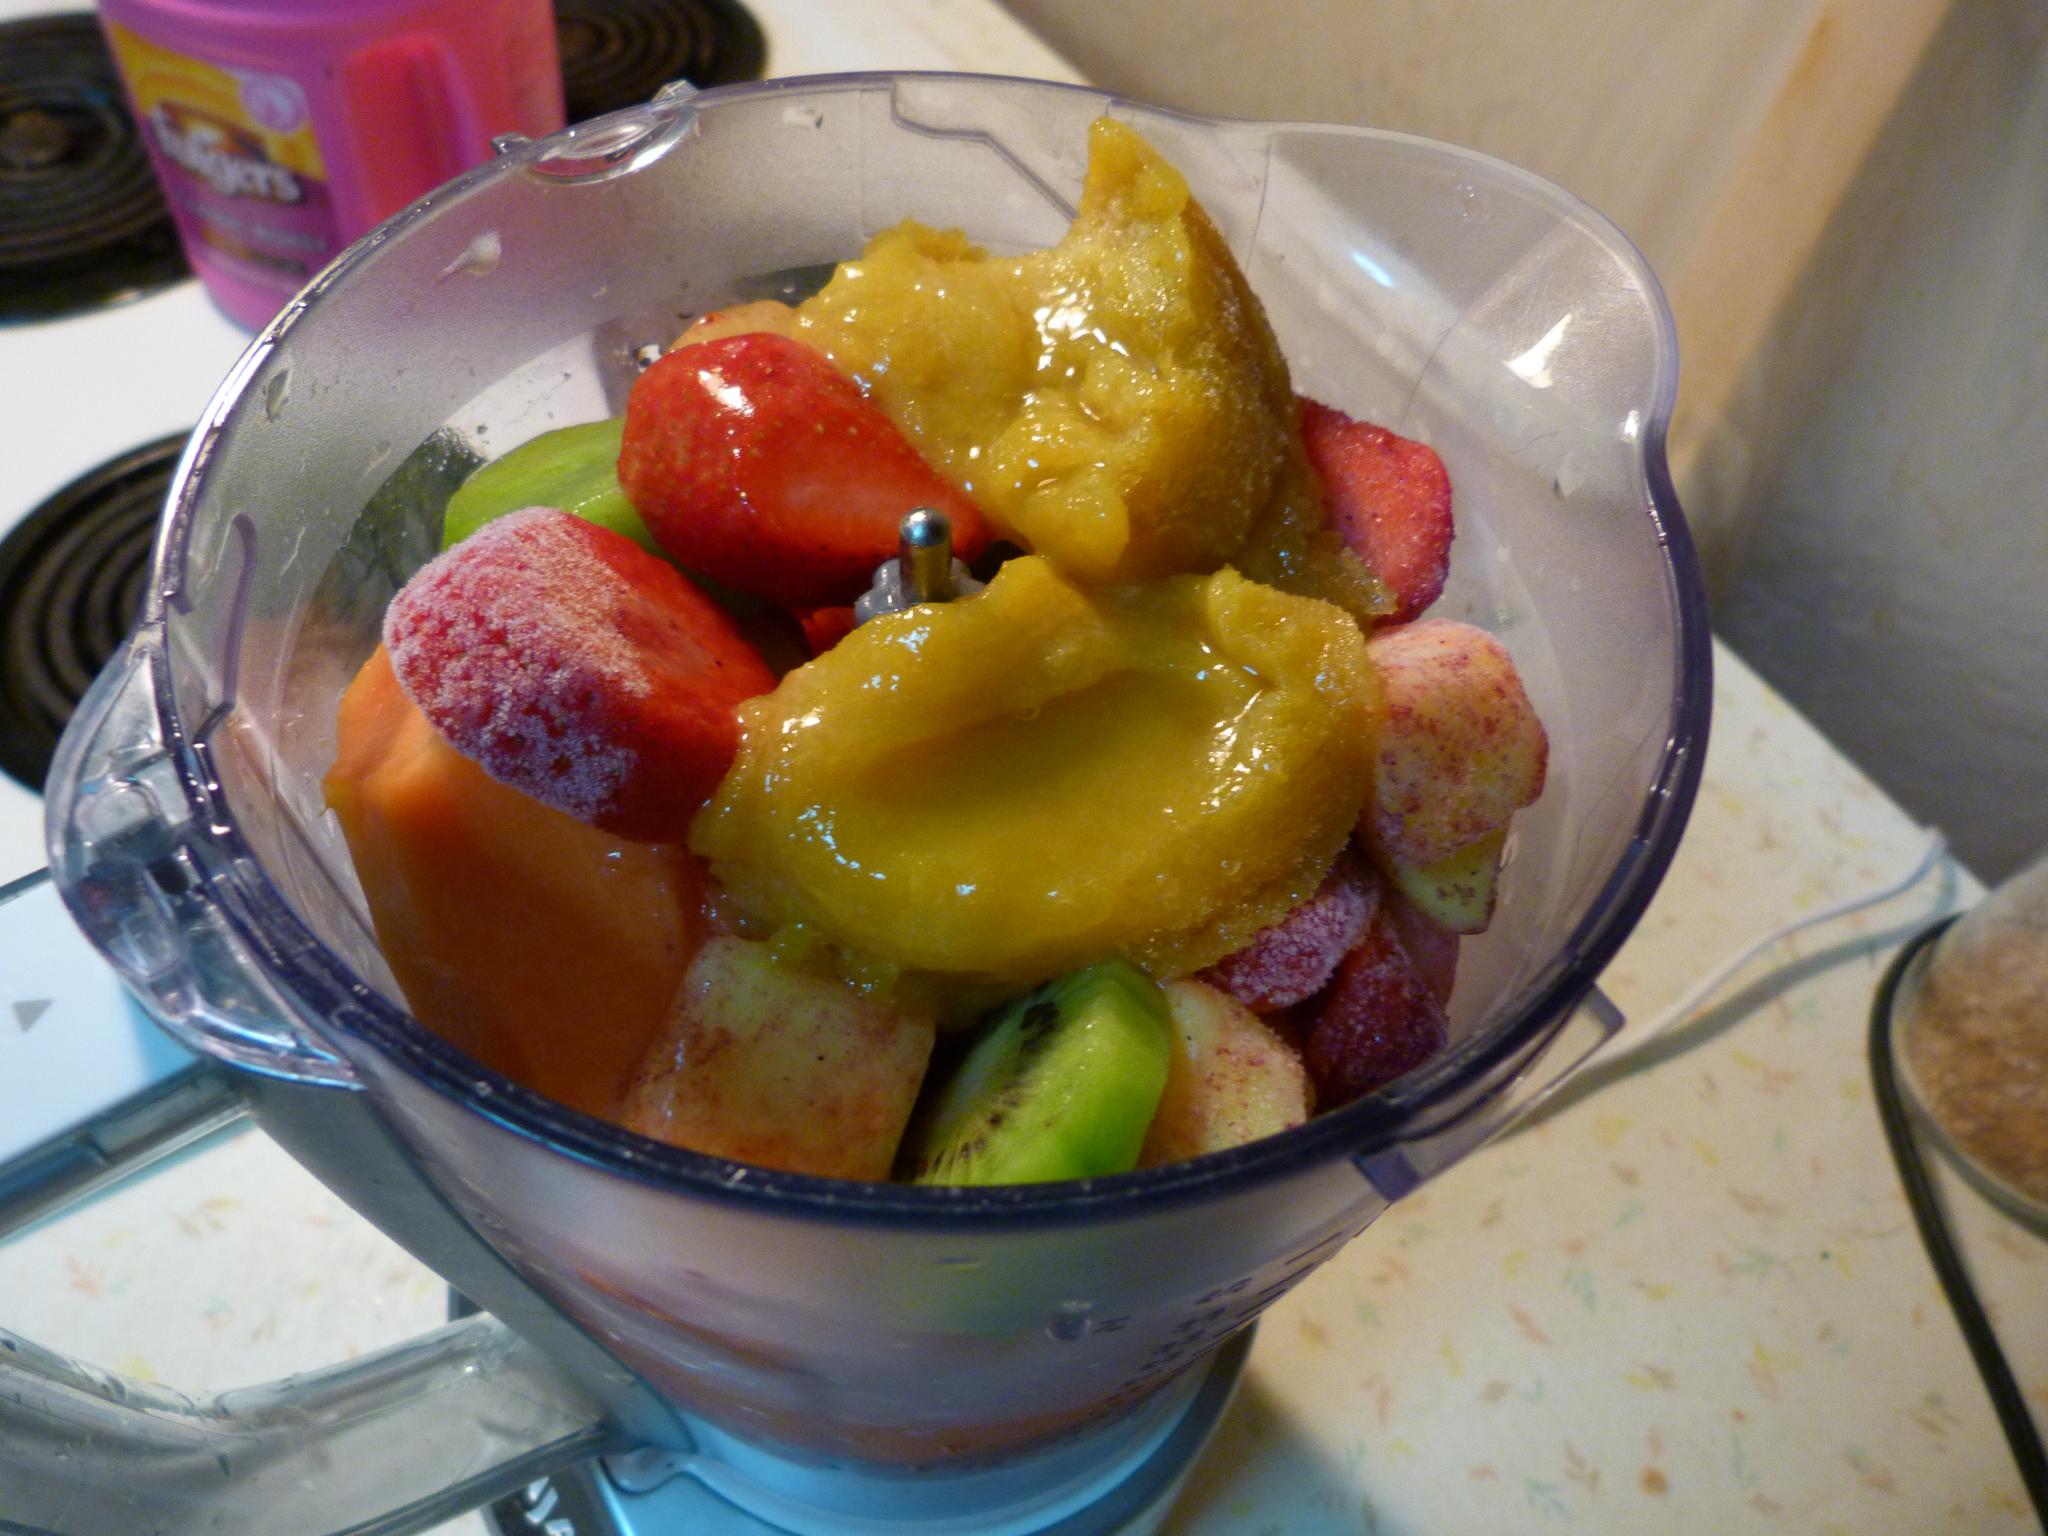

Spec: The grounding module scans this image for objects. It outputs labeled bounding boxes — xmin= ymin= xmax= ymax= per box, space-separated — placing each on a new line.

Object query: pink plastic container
xmin=98 ymin=0 xmax=564 ymax=329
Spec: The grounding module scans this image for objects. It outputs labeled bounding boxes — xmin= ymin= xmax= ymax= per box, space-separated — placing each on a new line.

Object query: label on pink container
xmin=106 ymin=23 xmax=341 ymax=291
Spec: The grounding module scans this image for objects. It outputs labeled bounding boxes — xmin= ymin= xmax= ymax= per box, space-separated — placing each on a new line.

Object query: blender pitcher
xmin=1 ymin=74 xmax=1710 ymax=1535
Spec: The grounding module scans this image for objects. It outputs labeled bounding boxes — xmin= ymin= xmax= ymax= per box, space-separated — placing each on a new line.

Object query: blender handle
xmin=0 ymin=1307 xmax=624 ymax=1536
xmin=43 ymin=632 xmax=361 ymax=1088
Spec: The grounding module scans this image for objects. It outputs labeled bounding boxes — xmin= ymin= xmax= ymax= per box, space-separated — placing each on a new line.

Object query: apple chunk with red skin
xmin=621 ymin=936 xmax=936 ymax=1180
xmin=1384 ymin=827 xmax=1507 ymax=936
xmin=1361 ymin=618 xmax=1547 ymax=864
xmin=1358 ymin=618 xmax=1546 ymax=932
xmin=1138 ymin=979 xmax=1312 ymax=1166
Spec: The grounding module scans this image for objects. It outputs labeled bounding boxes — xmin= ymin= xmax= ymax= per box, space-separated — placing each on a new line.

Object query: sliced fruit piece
xmin=440 ymin=416 xmax=656 ymax=553
xmin=1298 ymin=398 xmax=1453 ymax=626
xmin=671 ymin=298 xmax=798 ymax=351
xmin=618 ymin=331 xmax=987 ymax=607
xmin=384 ymin=506 xmax=776 ymax=842
xmin=1360 ymin=617 xmax=1548 ymax=867
xmin=1380 ymin=827 xmax=1505 ymax=935
xmin=1138 ymin=980 xmax=1311 ymax=1166
xmin=1201 ymin=852 xmax=1377 ymax=1013
xmin=908 ymin=961 xmax=1172 ymax=1186
xmin=621 ymin=936 xmax=936 ymax=1180
xmin=1303 ymin=908 xmax=1450 ymax=1110
xmin=324 ymin=647 xmax=706 ymax=1118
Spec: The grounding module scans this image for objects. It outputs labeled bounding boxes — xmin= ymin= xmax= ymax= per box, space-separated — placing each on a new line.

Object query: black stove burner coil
xmin=0 ymin=434 xmax=183 ymax=794
xmin=0 ymin=14 xmax=188 ymax=322
xmin=555 ymin=0 xmax=767 ymax=123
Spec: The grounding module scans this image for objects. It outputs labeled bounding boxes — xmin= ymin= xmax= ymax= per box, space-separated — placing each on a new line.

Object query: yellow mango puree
xmin=692 ymin=557 xmax=1381 ymax=985
xmin=792 ymin=119 xmax=1388 ymax=619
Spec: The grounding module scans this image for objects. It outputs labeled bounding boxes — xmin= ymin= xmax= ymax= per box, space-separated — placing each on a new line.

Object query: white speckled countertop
xmin=2 ymin=639 xmax=2040 ymax=1534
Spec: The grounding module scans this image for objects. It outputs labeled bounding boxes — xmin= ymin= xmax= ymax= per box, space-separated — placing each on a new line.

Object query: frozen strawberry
xmin=1202 ymin=853 xmax=1377 ymax=1012
xmin=796 ymin=604 xmax=858 ymax=656
xmin=619 ymin=333 xmax=987 ymax=608
xmin=1302 ymin=908 xmax=1450 ymax=1110
xmin=1299 ymin=397 xmax=1453 ymax=626
xmin=383 ymin=507 xmax=776 ymax=843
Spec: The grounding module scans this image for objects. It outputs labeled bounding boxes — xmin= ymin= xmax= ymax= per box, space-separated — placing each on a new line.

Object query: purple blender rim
xmin=132 ymin=72 xmax=1714 ymax=1227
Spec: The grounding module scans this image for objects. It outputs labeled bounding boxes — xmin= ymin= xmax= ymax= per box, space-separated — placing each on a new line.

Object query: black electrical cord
xmin=1869 ymin=918 xmax=2048 ymax=1523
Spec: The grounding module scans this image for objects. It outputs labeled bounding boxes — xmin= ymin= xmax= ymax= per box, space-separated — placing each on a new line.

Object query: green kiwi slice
xmin=441 ymin=416 xmax=659 ymax=553
xmin=908 ymin=961 xmax=1173 ymax=1186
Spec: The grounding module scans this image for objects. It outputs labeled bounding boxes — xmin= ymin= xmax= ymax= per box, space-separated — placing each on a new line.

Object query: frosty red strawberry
xmin=383 ymin=507 xmax=775 ymax=843
xmin=1302 ymin=902 xmax=1452 ymax=1108
xmin=1202 ymin=853 xmax=1377 ymax=1013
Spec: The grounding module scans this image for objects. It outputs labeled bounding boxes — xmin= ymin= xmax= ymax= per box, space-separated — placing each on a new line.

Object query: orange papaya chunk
xmin=325 ymin=646 xmax=706 ymax=1117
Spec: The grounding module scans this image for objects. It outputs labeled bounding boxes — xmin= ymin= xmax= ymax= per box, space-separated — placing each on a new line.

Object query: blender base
xmin=475 ymin=1325 xmax=1252 ymax=1536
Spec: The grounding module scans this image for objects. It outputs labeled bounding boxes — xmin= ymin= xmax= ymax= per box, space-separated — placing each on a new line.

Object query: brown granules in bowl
xmin=1904 ymin=926 xmax=2048 ymax=1209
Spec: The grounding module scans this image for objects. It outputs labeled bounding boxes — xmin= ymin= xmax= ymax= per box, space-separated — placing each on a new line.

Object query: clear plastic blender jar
xmin=7 ymin=73 xmax=1710 ymax=1535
